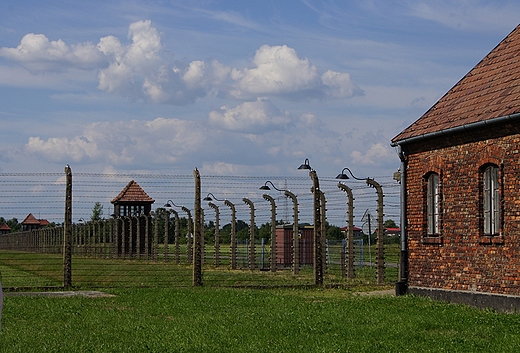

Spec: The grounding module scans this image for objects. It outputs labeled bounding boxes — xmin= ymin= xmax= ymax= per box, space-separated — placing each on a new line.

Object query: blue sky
xmin=1 ymin=0 xmax=519 ymax=179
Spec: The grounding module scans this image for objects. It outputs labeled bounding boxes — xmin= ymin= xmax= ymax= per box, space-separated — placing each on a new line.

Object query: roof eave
xmin=391 ymin=112 xmax=520 ymax=147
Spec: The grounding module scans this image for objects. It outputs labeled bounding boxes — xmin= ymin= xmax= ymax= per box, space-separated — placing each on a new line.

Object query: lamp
xmin=164 ymin=200 xmax=182 ymax=208
xmin=259 ymin=181 xmax=284 ymax=192
xmin=203 ymin=193 xmax=224 ymax=202
xmin=298 ymin=158 xmax=312 ymax=170
xmin=335 ymin=167 xmax=366 ymax=181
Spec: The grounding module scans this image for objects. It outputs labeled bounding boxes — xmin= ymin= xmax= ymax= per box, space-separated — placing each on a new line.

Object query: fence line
xmin=0 ymin=168 xmax=400 ymax=290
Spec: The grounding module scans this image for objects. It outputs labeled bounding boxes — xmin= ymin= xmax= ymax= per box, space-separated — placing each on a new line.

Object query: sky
xmin=1 ymin=0 xmax=519 ymax=180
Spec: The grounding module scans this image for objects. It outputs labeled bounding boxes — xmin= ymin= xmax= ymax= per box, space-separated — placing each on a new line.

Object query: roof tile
xmin=393 ymin=24 xmax=520 ymax=143
xmin=110 ymin=180 xmax=155 ymax=204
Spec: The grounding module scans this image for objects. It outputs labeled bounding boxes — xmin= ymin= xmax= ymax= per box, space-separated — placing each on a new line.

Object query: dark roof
xmin=21 ymin=213 xmax=40 ymax=225
xmin=111 ymin=180 xmax=155 ymax=204
xmin=392 ymin=24 xmax=520 ymax=144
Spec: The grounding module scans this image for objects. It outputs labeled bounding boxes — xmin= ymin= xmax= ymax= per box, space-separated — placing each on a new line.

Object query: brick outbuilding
xmin=392 ymin=25 xmax=520 ymax=311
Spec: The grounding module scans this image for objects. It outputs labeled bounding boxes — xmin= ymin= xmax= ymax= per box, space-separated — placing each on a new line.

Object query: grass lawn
xmin=0 ymin=248 xmax=398 ymax=289
xmin=1 ymin=287 xmax=520 ymax=352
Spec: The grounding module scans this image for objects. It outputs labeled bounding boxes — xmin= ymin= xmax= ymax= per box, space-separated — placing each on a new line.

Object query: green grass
xmin=1 ymin=287 xmax=520 ymax=352
xmin=0 ymin=248 xmax=398 ymax=290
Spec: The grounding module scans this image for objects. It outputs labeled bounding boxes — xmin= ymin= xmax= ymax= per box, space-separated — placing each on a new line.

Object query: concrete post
xmin=366 ymin=178 xmax=385 ymax=285
xmin=337 ymin=183 xmax=355 ymax=279
xmin=310 ymin=170 xmax=323 ymax=285
xmin=170 ymin=210 xmax=180 ymax=264
xmin=182 ymin=207 xmax=193 ymax=264
xmin=225 ymin=200 xmax=237 ymax=270
xmin=208 ymin=202 xmax=220 ymax=267
xmin=243 ymin=198 xmax=255 ymax=270
xmin=164 ymin=211 xmax=169 ymax=262
xmin=63 ymin=164 xmax=72 ymax=289
xmin=284 ymin=190 xmax=299 ymax=275
xmin=262 ymin=194 xmax=277 ymax=272
xmin=192 ymin=168 xmax=203 ymax=286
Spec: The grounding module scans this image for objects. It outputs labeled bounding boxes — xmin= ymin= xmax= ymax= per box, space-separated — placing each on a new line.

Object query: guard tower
xmin=111 ymin=180 xmax=155 ymax=217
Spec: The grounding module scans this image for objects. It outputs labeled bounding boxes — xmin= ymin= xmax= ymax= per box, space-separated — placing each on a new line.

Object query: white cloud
xmin=96 ymin=20 xmax=231 ymax=104
xmin=0 ymin=33 xmax=104 ymax=71
xmin=230 ymin=44 xmax=320 ymax=97
xmin=350 ymin=142 xmax=395 ymax=166
xmin=25 ymin=117 xmax=206 ymax=167
xmin=1 ymin=22 xmax=361 ymax=105
xmin=182 ymin=60 xmax=231 ymax=90
xmin=321 ymin=70 xmax=362 ymax=98
xmin=209 ymin=98 xmax=292 ymax=133
xmin=229 ymin=44 xmax=362 ymax=100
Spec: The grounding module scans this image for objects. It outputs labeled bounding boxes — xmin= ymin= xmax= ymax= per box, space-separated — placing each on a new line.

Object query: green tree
xmin=0 ymin=217 xmax=21 ymax=232
xmin=91 ymin=202 xmax=104 ymax=222
xmin=384 ymin=219 xmax=398 ymax=228
xmin=326 ymin=224 xmax=343 ymax=240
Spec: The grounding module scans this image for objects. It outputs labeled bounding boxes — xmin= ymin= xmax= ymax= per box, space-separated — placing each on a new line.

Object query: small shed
xmin=275 ymin=224 xmax=314 ymax=266
xmin=110 ymin=180 xmax=155 ymax=217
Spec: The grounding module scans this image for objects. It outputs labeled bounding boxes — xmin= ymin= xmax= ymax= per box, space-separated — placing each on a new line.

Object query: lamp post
xmin=260 ymin=181 xmax=299 ymax=275
xmin=298 ymin=158 xmax=323 ymax=285
xmin=336 ymin=167 xmax=385 ymax=285
xmin=204 ymin=193 xmax=237 ymax=269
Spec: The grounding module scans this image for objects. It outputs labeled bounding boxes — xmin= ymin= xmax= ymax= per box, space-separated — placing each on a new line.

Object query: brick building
xmin=275 ymin=225 xmax=314 ymax=266
xmin=392 ymin=25 xmax=520 ymax=311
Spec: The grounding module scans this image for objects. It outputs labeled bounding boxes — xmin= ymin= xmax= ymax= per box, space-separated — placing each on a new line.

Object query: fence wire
xmin=0 ymin=170 xmax=400 ymax=290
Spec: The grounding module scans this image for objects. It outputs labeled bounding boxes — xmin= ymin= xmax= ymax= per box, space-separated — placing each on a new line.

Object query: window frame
xmin=482 ymin=164 xmax=501 ymax=237
xmin=422 ymin=171 xmax=442 ymax=244
xmin=427 ymin=173 xmax=440 ymax=236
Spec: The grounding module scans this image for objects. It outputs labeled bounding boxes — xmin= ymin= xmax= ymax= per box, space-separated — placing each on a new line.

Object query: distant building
xmin=0 ymin=222 xmax=10 ymax=235
xmin=110 ymin=180 xmax=155 ymax=217
xmin=384 ymin=228 xmax=401 ymax=237
xmin=21 ymin=213 xmax=50 ymax=231
xmin=340 ymin=226 xmax=362 ymax=238
xmin=276 ymin=225 xmax=314 ymax=266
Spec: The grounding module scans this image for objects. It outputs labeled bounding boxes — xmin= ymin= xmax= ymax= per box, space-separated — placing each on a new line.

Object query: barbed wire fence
xmin=0 ymin=168 xmax=401 ymax=290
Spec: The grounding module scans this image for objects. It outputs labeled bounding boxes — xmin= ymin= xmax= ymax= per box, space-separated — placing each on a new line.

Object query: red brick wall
xmin=404 ymin=130 xmax=520 ymax=295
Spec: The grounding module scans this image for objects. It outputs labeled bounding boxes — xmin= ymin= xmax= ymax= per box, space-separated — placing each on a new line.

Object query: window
xmin=426 ymin=173 xmax=440 ymax=236
xmin=483 ymin=165 xmax=500 ymax=236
